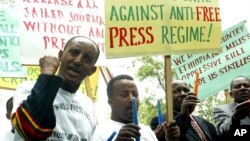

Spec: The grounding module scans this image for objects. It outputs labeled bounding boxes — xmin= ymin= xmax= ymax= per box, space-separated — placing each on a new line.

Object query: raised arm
xmin=213 ymin=105 xmax=233 ymax=137
xmin=11 ymin=56 xmax=62 ymax=140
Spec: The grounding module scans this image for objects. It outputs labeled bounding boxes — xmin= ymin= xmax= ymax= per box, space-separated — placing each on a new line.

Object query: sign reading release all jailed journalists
xmin=105 ymin=0 xmax=221 ymax=58
xmin=15 ymin=0 xmax=105 ymax=65
xmin=172 ymin=21 xmax=250 ymax=100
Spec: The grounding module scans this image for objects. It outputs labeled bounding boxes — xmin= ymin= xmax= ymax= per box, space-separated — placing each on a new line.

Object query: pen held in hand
xmin=132 ymin=97 xmax=138 ymax=125
xmin=157 ymin=100 xmax=163 ymax=125
xmin=107 ymin=131 xmax=117 ymax=141
xmin=194 ymin=71 xmax=199 ymax=96
xmin=132 ymin=97 xmax=140 ymax=141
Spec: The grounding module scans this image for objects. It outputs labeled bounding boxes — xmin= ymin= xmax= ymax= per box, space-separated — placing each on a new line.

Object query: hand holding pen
xmin=132 ymin=97 xmax=140 ymax=141
xmin=115 ymin=124 xmax=141 ymax=141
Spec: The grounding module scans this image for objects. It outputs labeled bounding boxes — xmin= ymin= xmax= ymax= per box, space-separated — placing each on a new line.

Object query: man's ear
xmin=108 ymin=98 xmax=113 ymax=106
xmin=229 ymin=91 xmax=233 ymax=98
xmin=58 ymin=50 xmax=63 ymax=61
xmin=88 ymin=66 xmax=97 ymax=76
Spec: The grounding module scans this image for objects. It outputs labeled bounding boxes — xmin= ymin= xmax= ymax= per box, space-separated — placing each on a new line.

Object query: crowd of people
xmin=1 ymin=36 xmax=250 ymax=141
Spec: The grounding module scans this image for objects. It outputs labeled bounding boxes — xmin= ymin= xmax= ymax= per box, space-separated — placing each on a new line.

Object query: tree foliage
xmin=133 ymin=56 xmax=165 ymax=90
xmin=195 ymin=93 xmax=227 ymax=124
xmin=138 ymin=92 xmax=167 ymax=125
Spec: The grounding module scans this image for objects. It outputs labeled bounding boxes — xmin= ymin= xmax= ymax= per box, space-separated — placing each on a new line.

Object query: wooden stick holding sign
xmin=164 ymin=55 xmax=173 ymax=122
xmin=100 ymin=66 xmax=113 ymax=84
xmin=84 ymin=76 xmax=94 ymax=101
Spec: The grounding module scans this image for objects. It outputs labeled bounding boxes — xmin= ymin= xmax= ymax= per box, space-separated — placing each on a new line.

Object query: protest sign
xmin=11 ymin=0 xmax=105 ymax=65
xmin=172 ymin=21 xmax=250 ymax=100
xmin=0 ymin=65 xmax=100 ymax=100
xmin=105 ymin=0 xmax=221 ymax=58
xmin=0 ymin=7 xmax=26 ymax=77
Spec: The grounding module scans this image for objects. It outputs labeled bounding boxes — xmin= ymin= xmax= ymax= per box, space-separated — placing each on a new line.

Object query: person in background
xmin=0 ymin=96 xmax=15 ymax=141
xmin=91 ymin=74 xmax=179 ymax=141
xmin=151 ymin=80 xmax=220 ymax=141
xmin=213 ymin=76 xmax=250 ymax=140
xmin=11 ymin=36 xmax=100 ymax=141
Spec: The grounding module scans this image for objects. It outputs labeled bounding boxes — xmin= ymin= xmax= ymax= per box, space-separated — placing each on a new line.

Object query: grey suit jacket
xmin=213 ymin=101 xmax=250 ymax=137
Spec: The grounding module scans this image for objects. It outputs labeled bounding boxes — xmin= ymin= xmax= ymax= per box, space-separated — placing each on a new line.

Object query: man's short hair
xmin=230 ymin=76 xmax=250 ymax=90
xmin=64 ymin=36 xmax=100 ymax=64
xmin=107 ymin=74 xmax=134 ymax=99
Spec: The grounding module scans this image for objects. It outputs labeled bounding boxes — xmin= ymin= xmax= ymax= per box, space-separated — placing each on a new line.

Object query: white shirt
xmin=12 ymin=81 xmax=97 ymax=141
xmin=91 ymin=119 xmax=158 ymax=141
xmin=0 ymin=130 xmax=14 ymax=141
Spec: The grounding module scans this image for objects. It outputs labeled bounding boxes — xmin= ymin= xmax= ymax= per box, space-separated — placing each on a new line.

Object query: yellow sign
xmin=105 ymin=0 xmax=221 ymax=58
xmin=0 ymin=66 xmax=100 ymax=101
xmin=0 ymin=66 xmax=39 ymax=89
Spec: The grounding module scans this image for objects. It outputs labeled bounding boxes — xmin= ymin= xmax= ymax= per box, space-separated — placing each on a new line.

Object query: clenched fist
xmin=39 ymin=56 xmax=60 ymax=75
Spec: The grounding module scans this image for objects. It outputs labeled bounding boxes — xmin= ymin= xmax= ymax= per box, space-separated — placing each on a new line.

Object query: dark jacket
xmin=151 ymin=111 xmax=220 ymax=141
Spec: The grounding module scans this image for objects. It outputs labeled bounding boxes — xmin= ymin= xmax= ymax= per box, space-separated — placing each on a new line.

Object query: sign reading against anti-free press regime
xmin=172 ymin=21 xmax=250 ymax=100
xmin=105 ymin=0 xmax=221 ymax=58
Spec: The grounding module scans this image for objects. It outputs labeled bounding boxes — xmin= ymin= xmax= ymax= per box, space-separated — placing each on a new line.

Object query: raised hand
xmin=167 ymin=120 xmax=180 ymax=141
xmin=154 ymin=121 xmax=180 ymax=141
xmin=232 ymin=100 xmax=250 ymax=123
xmin=154 ymin=122 xmax=168 ymax=140
xmin=180 ymin=93 xmax=200 ymax=116
xmin=39 ymin=56 xmax=60 ymax=75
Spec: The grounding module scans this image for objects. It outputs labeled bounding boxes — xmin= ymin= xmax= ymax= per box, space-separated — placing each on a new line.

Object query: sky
xmin=219 ymin=0 xmax=250 ymax=30
xmin=1 ymin=0 xmax=250 ymax=134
